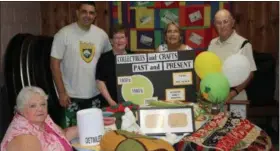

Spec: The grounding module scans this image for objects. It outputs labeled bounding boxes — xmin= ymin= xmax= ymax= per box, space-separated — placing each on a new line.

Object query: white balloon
xmin=222 ymin=54 xmax=251 ymax=87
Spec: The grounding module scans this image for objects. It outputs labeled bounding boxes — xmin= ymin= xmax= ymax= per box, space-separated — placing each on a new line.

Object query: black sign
xmin=116 ymin=51 xmax=197 ymax=105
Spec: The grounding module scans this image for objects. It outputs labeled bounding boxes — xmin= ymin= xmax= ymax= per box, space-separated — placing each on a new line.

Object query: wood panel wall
xmin=232 ymin=2 xmax=279 ymax=57
xmin=40 ymin=2 xmax=279 ymax=56
xmin=40 ymin=1 xmax=109 ymax=36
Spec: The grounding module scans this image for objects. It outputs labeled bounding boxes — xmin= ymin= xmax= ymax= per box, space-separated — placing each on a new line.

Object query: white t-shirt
xmin=51 ymin=22 xmax=112 ymax=98
xmin=208 ymin=31 xmax=257 ymax=100
xmin=158 ymin=44 xmax=192 ymax=52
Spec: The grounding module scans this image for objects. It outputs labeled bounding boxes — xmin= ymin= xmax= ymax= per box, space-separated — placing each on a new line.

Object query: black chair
xmin=246 ymin=52 xmax=277 ymax=106
xmin=246 ymin=51 xmax=279 ymax=143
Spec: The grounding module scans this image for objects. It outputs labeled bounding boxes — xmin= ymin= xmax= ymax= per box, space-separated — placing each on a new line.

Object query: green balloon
xmin=200 ymin=72 xmax=230 ymax=104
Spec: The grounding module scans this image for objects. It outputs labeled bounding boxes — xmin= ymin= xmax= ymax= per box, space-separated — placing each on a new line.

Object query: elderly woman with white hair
xmin=1 ymin=86 xmax=78 ymax=151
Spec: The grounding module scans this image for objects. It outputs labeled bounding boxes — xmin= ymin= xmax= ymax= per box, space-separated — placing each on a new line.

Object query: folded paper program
xmin=161 ymin=10 xmax=178 ymax=24
xmin=121 ymin=107 xmax=142 ymax=133
xmin=140 ymin=34 xmax=153 ymax=46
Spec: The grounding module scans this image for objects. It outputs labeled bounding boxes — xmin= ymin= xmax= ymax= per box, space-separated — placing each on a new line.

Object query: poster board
xmin=116 ymin=51 xmax=196 ymax=105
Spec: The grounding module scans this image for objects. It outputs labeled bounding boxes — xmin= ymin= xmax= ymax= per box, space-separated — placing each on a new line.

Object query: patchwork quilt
xmin=109 ymin=1 xmax=231 ymax=51
xmin=174 ymin=112 xmax=273 ymax=151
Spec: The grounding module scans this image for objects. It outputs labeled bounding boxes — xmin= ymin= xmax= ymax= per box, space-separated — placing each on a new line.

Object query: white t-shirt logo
xmin=80 ymin=41 xmax=95 ymax=63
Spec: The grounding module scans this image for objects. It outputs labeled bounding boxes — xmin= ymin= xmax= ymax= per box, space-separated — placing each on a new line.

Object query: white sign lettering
xmin=163 ymin=60 xmax=193 ymax=71
xmin=132 ymin=62 xmax=162 ymax=72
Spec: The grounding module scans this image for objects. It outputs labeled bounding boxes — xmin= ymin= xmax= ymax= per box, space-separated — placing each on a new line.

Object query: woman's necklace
xmin=168 ymin=43 xmax=182 ymax=51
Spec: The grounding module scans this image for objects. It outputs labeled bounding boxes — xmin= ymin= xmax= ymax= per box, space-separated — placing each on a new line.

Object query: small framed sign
xmin=137 ymin=106 xmax=195 ymax=136
xmin=227 ymin=100 xmax=250 ymax=119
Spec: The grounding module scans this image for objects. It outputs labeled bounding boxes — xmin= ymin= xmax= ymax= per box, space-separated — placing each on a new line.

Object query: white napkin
xmin=121 ymin=107 xmax=142 ymax=134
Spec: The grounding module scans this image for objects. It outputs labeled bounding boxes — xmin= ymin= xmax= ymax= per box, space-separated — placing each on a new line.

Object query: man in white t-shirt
xmin=208 ymin=9 xmax=257 ymax=102
xmin=50 ymin=2 xmax=112 ymax=127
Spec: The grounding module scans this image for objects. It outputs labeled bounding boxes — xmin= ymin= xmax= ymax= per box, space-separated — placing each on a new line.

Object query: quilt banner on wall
xmin=110 ymin=1 xmax=231 ymax=51
xmin=116 ymin=51 xmax=196 ymax=105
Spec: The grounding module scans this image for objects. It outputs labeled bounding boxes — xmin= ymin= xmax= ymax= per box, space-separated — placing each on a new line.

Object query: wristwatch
xmin=230 ymin=87 xmax=239 ymax=95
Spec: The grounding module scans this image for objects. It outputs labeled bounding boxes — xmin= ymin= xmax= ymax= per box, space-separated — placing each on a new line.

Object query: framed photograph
xmin=227 ymin=100 xmax=250 ymax=119
xmin=137 ymin=106 xmax=195 ymax=136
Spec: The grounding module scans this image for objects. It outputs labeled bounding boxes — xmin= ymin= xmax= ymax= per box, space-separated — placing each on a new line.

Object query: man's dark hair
xmin=78 ymin=1 xmax=96 ymax=9
xmin=110 ymin=24 xmax=127 ymax=38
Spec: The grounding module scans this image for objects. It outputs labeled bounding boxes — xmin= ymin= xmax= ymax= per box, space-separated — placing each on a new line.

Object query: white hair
xmin=15 ymin=86 xmax=48 ymax=113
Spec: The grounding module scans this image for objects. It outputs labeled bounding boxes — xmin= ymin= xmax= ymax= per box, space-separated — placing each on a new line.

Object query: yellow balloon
xmin=194 ymin=51 xmax=222 ymax=79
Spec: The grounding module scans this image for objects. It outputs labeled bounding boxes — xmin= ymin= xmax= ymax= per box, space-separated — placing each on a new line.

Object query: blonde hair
xmin=15 ymin=86 xmax=48 ymax=113
xmin=163 ymin=22 xmax=183 ymax=43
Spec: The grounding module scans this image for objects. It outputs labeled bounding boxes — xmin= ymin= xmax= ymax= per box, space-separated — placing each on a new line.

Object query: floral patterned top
xmin=1 ymin=113 xmax=72 ymax=151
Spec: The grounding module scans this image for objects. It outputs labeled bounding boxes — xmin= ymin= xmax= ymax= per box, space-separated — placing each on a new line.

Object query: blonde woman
xmin=156 ymin=22 xmax=192 ymax=52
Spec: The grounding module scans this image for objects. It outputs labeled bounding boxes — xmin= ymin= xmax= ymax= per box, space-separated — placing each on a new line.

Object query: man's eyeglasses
xmin=214 ymin=19 xmax=231 ymax=26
